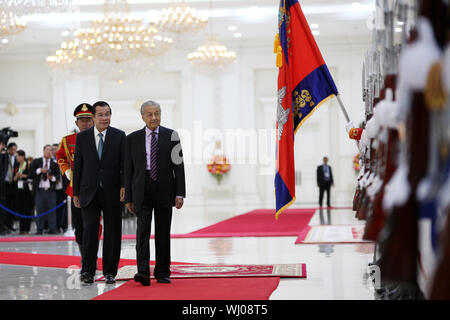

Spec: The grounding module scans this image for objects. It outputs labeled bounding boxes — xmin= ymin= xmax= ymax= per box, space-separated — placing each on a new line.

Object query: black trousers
xmin=71 ymin=201 xmax=83 ymax=247
xmin=56 ymin=189 xmax=67 ymax=231
xmin=319 ymin=182 xmax=331 ymax=207
xmin=81 ymin=187 xmax=122 ymax=277
xmin=136 ymin=172 xmax=173 ymax=278
xmin=3 ymin=182 xmax=16 ymax=229
xmin=15 ymin=187 xmax=32 ymax=232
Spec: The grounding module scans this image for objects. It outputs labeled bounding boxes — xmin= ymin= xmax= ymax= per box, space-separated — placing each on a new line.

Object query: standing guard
xmin=56 ymin=104 xmax=95 ymax=258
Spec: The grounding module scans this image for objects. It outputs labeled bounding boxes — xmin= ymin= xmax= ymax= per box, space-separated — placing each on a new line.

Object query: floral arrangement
xmin=353 ymin=153 xmax=360 ymax=174
xmin=207 ymin=155 xmax=231 ymax=185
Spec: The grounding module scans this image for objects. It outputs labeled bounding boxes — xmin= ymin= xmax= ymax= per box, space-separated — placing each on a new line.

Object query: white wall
xmin=0 ymin=36 xmax=369 ymax=207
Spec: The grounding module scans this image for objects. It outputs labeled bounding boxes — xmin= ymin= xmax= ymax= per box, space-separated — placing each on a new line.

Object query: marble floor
xmin=0 ymin=203 xmax=376 ymax=300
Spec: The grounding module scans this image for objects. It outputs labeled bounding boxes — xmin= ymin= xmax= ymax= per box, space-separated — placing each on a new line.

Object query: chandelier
xmin=0 ymin=0 xmax=72 ymax=16
xmin=186 ymin=0 xmax=235 ymax=67
xmin=47 ymin=0 xmax=173 ymax=81
xmin=187 ymin=36 xmax=236 ymax=66
xmin=155 ymin=0 xmax=207 ymax=34
xmin=0 ymin=8 xmax=26 ymax=37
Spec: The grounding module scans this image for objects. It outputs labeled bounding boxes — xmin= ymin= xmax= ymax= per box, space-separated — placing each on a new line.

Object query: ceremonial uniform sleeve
xmin=56 ymin=137 xmax=70 ymax=175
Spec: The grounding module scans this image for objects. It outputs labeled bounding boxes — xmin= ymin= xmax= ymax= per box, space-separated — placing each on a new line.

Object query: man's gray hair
xmin=140 ymin=100 xmax=161 ymax=115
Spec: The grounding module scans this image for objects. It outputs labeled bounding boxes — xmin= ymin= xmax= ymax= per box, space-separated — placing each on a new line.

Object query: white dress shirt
xmin=94 ymin=126 xmax=107 ymax=152
xmin=4 ymin=155 xmax=15 ymax=182
xmin=323 ymin=165 xmax=330 ymax=181
xmin=36 ymin=157 xmax=56 ymax=189
xmin=145 ymin=126 xmax=159 ymax=171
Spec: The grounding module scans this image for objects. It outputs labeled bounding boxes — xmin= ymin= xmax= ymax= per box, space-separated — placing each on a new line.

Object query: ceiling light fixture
xmin=47 ymin=0 xmax=173 ymax=82
xmin=187 ymin=0 xmax=236 ymax=67
xmin=154 ymin=0 xmax=207 ymax=34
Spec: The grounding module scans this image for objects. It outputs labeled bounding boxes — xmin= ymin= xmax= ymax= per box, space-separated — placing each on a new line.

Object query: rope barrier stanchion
xmin=64 ymin=196 xmax=75 ymax=237
xmin=0 ymin=200 xmax=67 ymax=219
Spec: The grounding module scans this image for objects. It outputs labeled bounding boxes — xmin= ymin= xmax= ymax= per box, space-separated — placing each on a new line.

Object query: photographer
xmin=3 ymin=143 xmax=18 ymax=232
xmin=13 ymin=150 xmax=33 ymax=234
xmin=30 ymin=145 xmax=61 ymax=235
xmin=0 ymin=140 xmax=7 ymax=235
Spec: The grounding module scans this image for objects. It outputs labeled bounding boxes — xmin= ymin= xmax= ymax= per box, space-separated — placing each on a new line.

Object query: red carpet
xmin=0 ymin=252 xmax=191 ymax=269
xmin=184 ymin=208 xmax=315 ymax=238
xmin=0 ymin=208 xmax=316 ymax=242
xmin=93 ymin=277 xmax=280 ymax=300
xmin=97 ymin=263 xmax=306 ymax=281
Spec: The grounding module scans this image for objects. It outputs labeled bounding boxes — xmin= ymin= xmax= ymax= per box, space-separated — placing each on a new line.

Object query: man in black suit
xmin=0 ymin=140 xmax=8 ymax=235
xmin=30 ymin=145 xmax=61 ymax=234
xmin=125 ymin=100 xmax=185 ymax=286
xmin=73 ymin=101 xmax=126 ymax=285
xmin=317 ymin=156 xmax=334 ymax=207
xmin=2 ymin=142 xmax=18 ymax=232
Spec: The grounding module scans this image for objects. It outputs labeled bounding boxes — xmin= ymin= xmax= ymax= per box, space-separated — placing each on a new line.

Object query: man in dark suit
xmin=317 ymin=156 xmax=334 ymax=207
xmin=0 ymin=140 xmax=8 ymax=235
xmin=125 ymin=100 xmax=185 ymax=286
xmin=2 ymin=142 xmax=18 ymax=232
xmin=73 ymin=101 xmax=126 ymax=285
xmin=30 ymin=145 xmax=61 ymax=234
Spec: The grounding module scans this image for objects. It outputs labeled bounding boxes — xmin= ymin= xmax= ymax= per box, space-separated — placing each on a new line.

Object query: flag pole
xmin=336 ymin=94 xmax=351 ymax=123
xmin=336 ymin=94 xmax=360 ymax=148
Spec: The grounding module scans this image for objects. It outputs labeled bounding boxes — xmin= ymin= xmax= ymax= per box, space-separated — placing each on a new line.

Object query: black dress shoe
xmin=134 ymin=273 xmax=150 ymax=286
xmin=80 ymin=272 xmax=94 ymax=285
xmin=105 ymin=274 xmax=116 ymax=284
xmin=156 ymin=277 xmax=171 ymax=284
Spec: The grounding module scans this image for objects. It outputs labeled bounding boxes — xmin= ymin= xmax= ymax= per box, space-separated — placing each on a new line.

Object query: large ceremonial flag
xmin=275 ymin=0 xmax=338 ymax=218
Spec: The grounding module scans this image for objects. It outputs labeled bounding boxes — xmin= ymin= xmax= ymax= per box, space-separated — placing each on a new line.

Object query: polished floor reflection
xmin=0 ymin=205 xmax=375 ymax=300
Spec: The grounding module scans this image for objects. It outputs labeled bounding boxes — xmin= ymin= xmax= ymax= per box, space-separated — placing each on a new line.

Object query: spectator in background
xmin=26 ymin=155 xmax=35 ymax=232
xmin=0 ymin=140 xmax=8 ymax=235
xmin=30 ymin=145 xmax=61 ymax=235
xmin=316 ymin=156 xmax=334 ymax=208
xmin=3 ymin=142 xmax=18 ymax=232
xmin=53 ymin=143 xmax=67 ymax=233
xmin=13 ymin=150 xmax=32 ymax=234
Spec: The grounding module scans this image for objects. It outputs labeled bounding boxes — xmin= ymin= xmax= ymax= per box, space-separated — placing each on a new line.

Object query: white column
xmin=51 ymin=71 xmax=100 ymax=142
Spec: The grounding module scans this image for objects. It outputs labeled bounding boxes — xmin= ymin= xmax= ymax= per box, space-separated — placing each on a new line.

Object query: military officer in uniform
xmin=56 ymin=103 xmax=95 ymax=258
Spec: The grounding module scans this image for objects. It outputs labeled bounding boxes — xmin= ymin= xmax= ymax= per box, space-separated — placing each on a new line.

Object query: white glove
xmin=345 ymin=121 xmax=355 ymax=133
xmin=65 ymin=169 xmax=72 ymax=180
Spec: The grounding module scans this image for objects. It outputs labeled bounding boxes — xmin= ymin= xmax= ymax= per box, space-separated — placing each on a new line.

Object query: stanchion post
xmin=64 ymin=196 xmax=75 ymax=236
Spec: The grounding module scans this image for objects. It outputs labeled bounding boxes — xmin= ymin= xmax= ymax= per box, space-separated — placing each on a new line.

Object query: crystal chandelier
xmin=0 ymin=0 xmax=72 ymax=16
xmin=187 ymin=36 xmax=236 ymax=66
xmin=47 ymin=0 xmax=173 ymax=81
xmin=186 ymin=0 xmax=235 ymax=67
xmin=155 ymin=0 xmax=207 ymax=34
xmin=0 ymin=8 xmax=26 ymax=37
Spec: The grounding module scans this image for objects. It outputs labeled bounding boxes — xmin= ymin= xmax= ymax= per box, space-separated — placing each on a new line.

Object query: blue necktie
xmin=98 ymin=132 xmax=104 ymax=159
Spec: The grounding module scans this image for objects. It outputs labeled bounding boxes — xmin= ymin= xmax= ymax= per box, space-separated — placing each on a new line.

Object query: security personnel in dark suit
xmin=125 ymin=100 xmax=185 ymax=286
xmin=73 ymin=101 xmax=126 ymax=285
xmin=317 ymin=156 xmax=334 ymax=207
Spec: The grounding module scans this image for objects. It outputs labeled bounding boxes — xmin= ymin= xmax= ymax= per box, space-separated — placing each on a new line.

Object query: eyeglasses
xmin=144 ymin=112 xmax=161 ymax=118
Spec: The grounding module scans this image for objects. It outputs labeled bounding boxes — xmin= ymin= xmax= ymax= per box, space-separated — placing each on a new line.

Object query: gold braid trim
xmin=425 ymin=62 xmax=447 ymax=110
